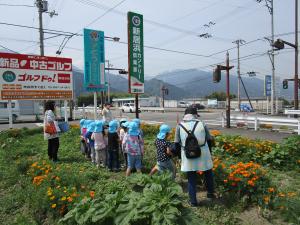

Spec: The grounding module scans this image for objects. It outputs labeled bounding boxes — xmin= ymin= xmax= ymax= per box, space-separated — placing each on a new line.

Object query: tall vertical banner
xmin=84 ymin=28 xmax=106 ymax=92
xmin=128 ymin=12 xmax=144 ymax=94
xmin=264 ymin=75 xmax=272 ymax=96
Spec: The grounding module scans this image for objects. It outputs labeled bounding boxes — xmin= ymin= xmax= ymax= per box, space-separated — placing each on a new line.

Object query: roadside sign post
xmin=128 ymin=11 xmax=144 ymax=119
xmin=264 ymin=75 xmax=272 ymax=114
xmin=8 ymin=100 xmax=12 ymax=129
xmin=83 ymin=29 xmax=106 ymax=119
xmin=94 ymin=92 xmax=97 ymax=120
xmin=0 ymin=52 xmax=73 ymax=128
xmin=64 ymin=100 xmax=67 ymax=122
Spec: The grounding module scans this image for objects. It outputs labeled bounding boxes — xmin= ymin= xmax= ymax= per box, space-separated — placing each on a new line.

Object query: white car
xmin=121 ymin=103 xmax=140 ymax=113
xmin=178 ymin=101 xmax=191 ymax=108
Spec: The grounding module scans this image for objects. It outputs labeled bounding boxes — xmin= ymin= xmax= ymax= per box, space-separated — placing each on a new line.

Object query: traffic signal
xmin=273 ymin=39 xmax=285 ymax=50
xmin=118 ymin=70 xmax=128 ymax=74
xmin=213 ymin=67 xmax=221 ymax=83
xmin=283 ymin=80 xmax=288 ymax=89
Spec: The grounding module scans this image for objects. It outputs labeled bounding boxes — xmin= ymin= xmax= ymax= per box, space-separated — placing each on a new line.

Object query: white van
xmin=0 ymin=100 xmax=20 ymax=121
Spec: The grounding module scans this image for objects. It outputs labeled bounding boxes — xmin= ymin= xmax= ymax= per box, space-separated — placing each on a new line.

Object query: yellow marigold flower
xmin=50 ymin=196 xmax=55 ymax=200
xmin=263 ymin=196 xmax=270 ymax=203
xmin=287 ymin=192 xmax=296 ymax=197
xmin=268 ymin=188 xmax=275 ymax=193
xmin=61 ymin=197 xmax=67 ymax=201
xmin=51 ymin=204 xmax=56 ymax=208
xmin=31 ymin=162 xmax=38 ymax=168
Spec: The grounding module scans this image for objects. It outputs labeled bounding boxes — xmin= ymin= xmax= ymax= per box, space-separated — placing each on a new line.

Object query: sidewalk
xmin=217 ymin=127 xmax=292 ymax=143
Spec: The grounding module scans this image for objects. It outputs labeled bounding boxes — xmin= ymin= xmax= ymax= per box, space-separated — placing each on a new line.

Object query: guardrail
xmin=222 ymin=113 xmax=300 ymax=135
xmin=284 ymin=109 xmax=300 ymax=118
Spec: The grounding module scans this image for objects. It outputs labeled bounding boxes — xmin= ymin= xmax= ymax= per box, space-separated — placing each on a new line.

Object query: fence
xmin=222 ymin=113 xmax=300 ymax=135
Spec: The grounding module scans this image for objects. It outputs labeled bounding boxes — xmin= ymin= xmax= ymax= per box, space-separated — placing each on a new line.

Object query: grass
xmin=0 ymin=127 xmax=299 ymax=225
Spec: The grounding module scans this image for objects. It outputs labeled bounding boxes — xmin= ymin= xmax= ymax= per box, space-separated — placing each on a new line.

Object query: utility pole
xmin=36 ymin=0 xmax=46 ymax=56
xmin=213 ymin=52 xmax=234 ymax=128
xmin=233 ymin=39 xmax=245 ymax=111
xmin=256 ymin=0 xmax=276 ymax=114
xmin=295 ymin=0 xmax=299 ymax=112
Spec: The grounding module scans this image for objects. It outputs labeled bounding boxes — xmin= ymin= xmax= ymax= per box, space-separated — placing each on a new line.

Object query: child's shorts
xmin=127 ymin=154 xmax=142 ymax=169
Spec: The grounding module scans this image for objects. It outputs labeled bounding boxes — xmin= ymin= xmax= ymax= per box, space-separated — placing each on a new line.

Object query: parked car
xmin=191 ymin=103 xmax=205 ymax=110
xmin=178 ymin=101 xmax=191 ymax=108
xmin=121 ymin=103 xmax=140 ymax=113
xmin=0 ymin=100 xmax=20 ymax=121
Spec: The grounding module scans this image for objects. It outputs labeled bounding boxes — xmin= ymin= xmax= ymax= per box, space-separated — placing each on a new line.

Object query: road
xmin=0 ymin=110 xmax=293 ymax=142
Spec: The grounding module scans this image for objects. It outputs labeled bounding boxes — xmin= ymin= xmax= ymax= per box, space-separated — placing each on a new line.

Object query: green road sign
xmin=128 ymin=11 xmax=144 ymax=94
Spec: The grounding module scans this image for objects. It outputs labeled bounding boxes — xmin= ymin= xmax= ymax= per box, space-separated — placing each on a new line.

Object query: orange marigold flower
xmin=90 ymin=191 xmax=95 ymax=199
xmin=247 ymin=180 xmax=255 ymax=187
xmin=223 ymin=179 xmax=228 ymax=183
xmin=67 ymin=197 xmax=73 ymax=202
xmin=51 ymin=204 xmax=56 ymax=208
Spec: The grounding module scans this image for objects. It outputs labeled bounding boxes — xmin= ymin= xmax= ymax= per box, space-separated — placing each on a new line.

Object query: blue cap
xmin=157 ymin=124 xmax=171 ymax=140
xmin=94 ymin=120 xmax=103 ymax=133
xmin=83 ymin=120 xmax=92 ymax=128
xmin=132 ymin=118 xmax=140 ymax=126
xmin=87 ymin=121 xmax=96 ymax=132
xmin=80 ymin=119 xmax=85 ymax=127
xmin=108 ymin=120 xmax=118 ymax=133
xmin=128 ymin=121 xmax=139 ymax=136
xmin=122 ymin=121 xmax=130 ymax=128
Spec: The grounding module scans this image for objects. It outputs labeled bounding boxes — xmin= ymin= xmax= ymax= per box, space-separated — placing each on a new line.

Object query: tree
xmin=205 ymin=92 xmax=236 ymax=101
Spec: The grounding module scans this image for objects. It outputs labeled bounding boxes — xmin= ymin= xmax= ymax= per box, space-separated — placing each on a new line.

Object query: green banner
xmin=128 ymin=11 xmax=144 ymax=94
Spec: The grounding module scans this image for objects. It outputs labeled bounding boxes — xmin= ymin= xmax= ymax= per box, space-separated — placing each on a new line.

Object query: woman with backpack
xmin=174 ymin=107 xmax=215 ymax=207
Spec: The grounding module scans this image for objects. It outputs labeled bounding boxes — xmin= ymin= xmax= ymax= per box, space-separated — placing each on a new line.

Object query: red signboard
xmin=0 ymin=52 xmax=73 ymax=100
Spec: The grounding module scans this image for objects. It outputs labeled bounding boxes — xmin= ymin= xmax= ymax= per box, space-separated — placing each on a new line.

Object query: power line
xmin=0 ymin=44 xmax=19 ymax=53
xmin=1 ymin=21 xmax=299 ymax=60
xmin=0 ymin=3 xmax=34 ymax=8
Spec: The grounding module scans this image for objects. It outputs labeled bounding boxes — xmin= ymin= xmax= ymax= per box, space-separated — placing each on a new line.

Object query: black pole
xmin=240 ymin=76 xmax=254 ymax=110
xmin=226 ymin=52 xmax=230 ymax=128
xmin=135 ymin=94 xmax=139 ymax=118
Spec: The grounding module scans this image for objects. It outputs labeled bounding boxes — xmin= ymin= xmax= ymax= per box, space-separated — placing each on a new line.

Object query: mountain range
xmin=73 ymin=67 xmax=294 ymax=100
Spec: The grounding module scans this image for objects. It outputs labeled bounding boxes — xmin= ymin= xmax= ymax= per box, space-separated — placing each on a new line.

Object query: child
xmin=119 ymin=120 xmax=129 ymax=168
xmin=123 ymin=121 xmax=144 ymax=176
xmin=151 ymin=124 xmax=175 ymax=179
xmin=108 ymin=120 xmax=120 ymax=172
xmin=84 ymin=121 xmax=95 ymax=161
xmin=80 ymin=119 xmax=87 ymax=155
xmin=91 ymin=120 xmax=107 ymax=168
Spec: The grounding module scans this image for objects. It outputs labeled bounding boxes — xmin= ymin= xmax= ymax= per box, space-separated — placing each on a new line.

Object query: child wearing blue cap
xmin=150 ymin=124 xmax=175 ymax=179
xmin=91 ymin=120 xmax=107 ymax=168
xmin=84 ymin=121 xmax=95 ymax=161
xmin=108 ymin=120 xmax=120 ymax=172
xmin=122 ymin=121 xmax=144 ymax=176
xmin=119 ymin=120 xmax=129 ymax=168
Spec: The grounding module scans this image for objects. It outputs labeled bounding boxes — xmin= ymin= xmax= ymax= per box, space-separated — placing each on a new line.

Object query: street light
xmin=273 ymin=37 xmax=298 ymax=112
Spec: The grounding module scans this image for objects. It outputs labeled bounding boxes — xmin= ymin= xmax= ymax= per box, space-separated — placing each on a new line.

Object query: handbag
xmin=58 ymin=122 xmax=69 ymax=133
xmin=45 ymin=122 xmax=57 ymax=135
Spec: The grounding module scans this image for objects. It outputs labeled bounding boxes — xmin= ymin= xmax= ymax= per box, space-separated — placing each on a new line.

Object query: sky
xmin=0 ymin=0 xmax=299 ymax=81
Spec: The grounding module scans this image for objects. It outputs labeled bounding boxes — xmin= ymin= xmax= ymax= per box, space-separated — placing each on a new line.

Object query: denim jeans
xmin=157 ymin=160 xmax=175 ymax=179
xmin=108 ymin=149 xmax=120 ymax=170
xmin=187 ymin=169 xmax=214 ymax=205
